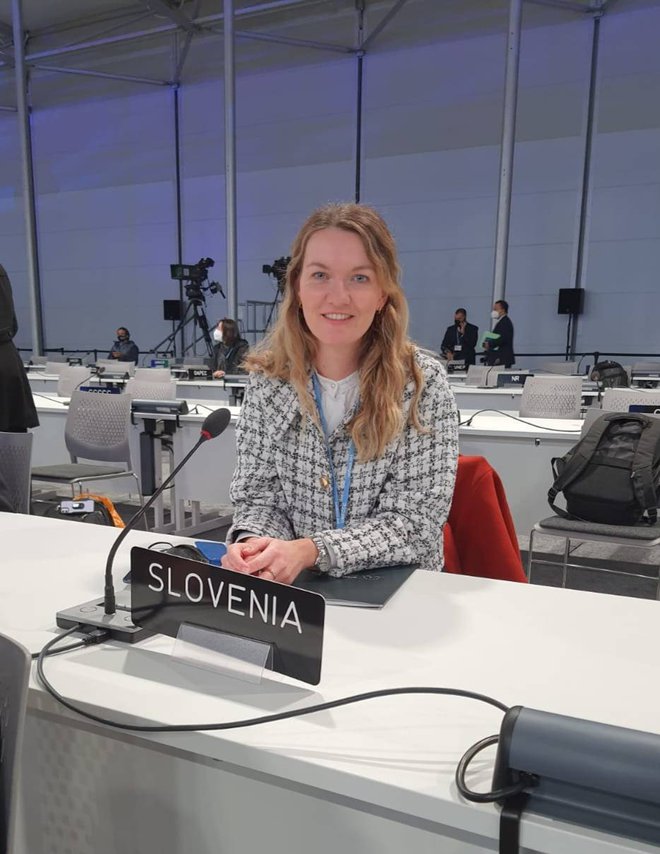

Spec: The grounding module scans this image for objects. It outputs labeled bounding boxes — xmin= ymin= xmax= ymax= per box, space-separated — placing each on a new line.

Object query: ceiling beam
xmin=33 ymin=63 xmax=171 ymax=86
xmin=173 ymin=0 xmax=203 ymax=82
xmin=524 ymin=0 xmax=592 ymax=12
xmin=0 ymin=19 xmax=13 ymax=41
xmin=25 ymin=0 xmax=315 ymax=62
xmin=233 ymin=29 xmax=355 ymax=54
xmin=139 ymin=0 xmax=197 ymax=34
xmin=361 ymin=0 xmax=410 ymax=51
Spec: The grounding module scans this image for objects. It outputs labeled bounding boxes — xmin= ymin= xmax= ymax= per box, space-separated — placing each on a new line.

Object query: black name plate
xmin=496 ymin=373 xmax=532 ymax=387
xmin=130 ymin=547 xmax=325 ymax=685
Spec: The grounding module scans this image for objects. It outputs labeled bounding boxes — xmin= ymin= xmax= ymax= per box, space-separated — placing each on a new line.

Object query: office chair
xmin=0 ymin=432 xmax=33 ymax=513
xmin=538 ymin=361 xmax=580 ymax=376
xmin=133 ymin=367 xmax=172 ymax=383
xmin=0 ymin=632 xmax=31 ymax=854
xmin=125 ymin=378 xmax=177 ymax=400
xmin=56 ymin=365 xmax=93 ymax=398
xmin=519 ymin=376 xmax=583 ymax=419
xmin=601 ymin=388 xmax=660 ymax=412
xmin=31 ymin=389 xmax=141 ymax=500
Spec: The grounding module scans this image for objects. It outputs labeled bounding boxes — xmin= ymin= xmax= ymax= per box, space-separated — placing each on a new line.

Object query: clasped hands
xmin=221 ymin=537 xmax=318 ymax=585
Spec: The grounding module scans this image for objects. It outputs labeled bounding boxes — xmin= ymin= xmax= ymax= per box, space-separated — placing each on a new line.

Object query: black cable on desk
xmin=36 ymin=626 xmax=508 ymax=734
xmin=31 ymin=392 xmax=69 ymax=406
xmin=459 ymin=408 xmax=582 ymax=433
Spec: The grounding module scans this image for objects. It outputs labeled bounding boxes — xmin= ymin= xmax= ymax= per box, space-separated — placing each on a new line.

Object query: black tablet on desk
xmin=295 ymin=565 xmax=417 ymax=608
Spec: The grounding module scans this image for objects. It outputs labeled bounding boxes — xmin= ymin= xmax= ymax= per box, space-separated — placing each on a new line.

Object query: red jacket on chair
xmin=443 ymin=455 xmax=527 ymax=583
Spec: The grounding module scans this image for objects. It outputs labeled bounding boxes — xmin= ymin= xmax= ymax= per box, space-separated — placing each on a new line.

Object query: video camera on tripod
xmin=262 ymin=256 xmax=291 ymax=293
xmin=171 ymin=258 xmax=225 ymax=304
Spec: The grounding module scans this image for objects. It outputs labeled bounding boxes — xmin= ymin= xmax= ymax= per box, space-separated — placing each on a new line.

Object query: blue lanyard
xmin=311 ymin=373 xmax=356 ymax=530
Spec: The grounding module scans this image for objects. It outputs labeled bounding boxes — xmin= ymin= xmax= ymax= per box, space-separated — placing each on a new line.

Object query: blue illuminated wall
xmin=2 ymin=4 xmax=660 ymax=361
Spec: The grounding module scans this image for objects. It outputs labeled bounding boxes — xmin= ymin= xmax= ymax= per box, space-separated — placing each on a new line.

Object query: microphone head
xmin=201 ymin=408 xmax=232 ymax=440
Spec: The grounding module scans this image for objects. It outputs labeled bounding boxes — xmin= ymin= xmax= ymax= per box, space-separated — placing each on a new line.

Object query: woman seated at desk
xmin=222 ymin=203 xmax=458 ymax=585
xmin=212 ymin=317 xmax=250 ymax=379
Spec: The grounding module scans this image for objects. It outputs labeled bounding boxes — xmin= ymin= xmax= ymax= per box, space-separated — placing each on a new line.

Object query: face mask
xmin=117 ymin=333 xmax=128 ymax=341
xmin=212 ymin=329 xmax=223 ymax=342
xmin=491 ymin=310 xmax=500 ymax=320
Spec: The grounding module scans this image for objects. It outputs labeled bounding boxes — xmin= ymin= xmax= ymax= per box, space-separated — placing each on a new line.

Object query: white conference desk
xmin=4 ymin=514 xmax=660 ymax=854
xmin=459 ymin=410 xmax=582 ymax=535
xmin=31 ymin=395 xmax=240 ymax=531
xmin=450 ymin=383 xmax=599 ymax=413
xmin=31 ymin=395 xmax=581 ymax=535
xmin=28 ymin=371 xmax=233 ymax=402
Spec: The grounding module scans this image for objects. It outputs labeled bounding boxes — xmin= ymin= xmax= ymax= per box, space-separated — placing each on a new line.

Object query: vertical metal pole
xmin=354 ymin=53 xmax=364 ymax=203
xmin=354 ymin=1 xmax=365 ymax=203
xmin=224 ymin=0 xmax=238 ymax=320
xmin=569 ymin=13 xmax=602 ymax=357
xmin=173 ymin=85 xmax=185 ymax=356
xmin=12 ymin=0 xmax=44 ymax=354
xmin=491 ymin=0 xmax=523 ymax=311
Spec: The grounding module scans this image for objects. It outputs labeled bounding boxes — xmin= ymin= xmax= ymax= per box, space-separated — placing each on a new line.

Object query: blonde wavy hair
xmin=246 ymin=202 xmax=424 ymax=460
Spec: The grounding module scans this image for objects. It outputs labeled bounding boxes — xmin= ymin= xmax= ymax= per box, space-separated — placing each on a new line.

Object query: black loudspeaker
xmin=163 ymin=299 xmax=182 ymax=321
xmin=558 ymin=288 xmax=584 ymax=315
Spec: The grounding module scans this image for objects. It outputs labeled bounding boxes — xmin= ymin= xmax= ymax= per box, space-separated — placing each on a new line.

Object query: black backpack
xmin=589 ymin=360 xmax=629 ymax=389
xmin=548 ymin=412 xmax=660 ymax=525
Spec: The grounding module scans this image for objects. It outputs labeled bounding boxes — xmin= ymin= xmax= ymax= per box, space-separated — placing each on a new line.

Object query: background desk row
xmin=31 ymin=395 xmax=581 ymax=536
xmin=28 ymin=372 xmax=234 ymax=402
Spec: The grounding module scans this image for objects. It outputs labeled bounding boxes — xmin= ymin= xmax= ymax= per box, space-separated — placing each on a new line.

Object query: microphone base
xmin=56 ymin=598 xmax=153 ymax=643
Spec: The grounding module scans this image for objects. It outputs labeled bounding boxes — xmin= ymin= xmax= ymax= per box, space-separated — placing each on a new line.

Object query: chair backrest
xmin=133 ymin=367 xmax=172 ymax=383
xmin=539 ymin=361 xmax=580 ymax=376
xmin=0 ymin=633 xmax=31 ymax=854
xmin=519 ymin=375 xmax=583 ymax=419
xmin=580 ymin=406 xmax=604 ymax=437
xmin=601 ymin=388 xmax=660 ymax=412
xmin=125 ymin=378 xmax=177 ymax=400
xmin=96 ymin=360 xmax=136 ymax=376
xmin=0 ymin=432 xmax=33 ymax=513
xmin=465 ymin=365 xmax=504 ymax=387
xmin=56 ymin=365 xmax=93 ymax=398
xmin=29 ymin=355 xmax=47 ymax=366
xmin=632 ymin=361 xmax=660 ymax=373
xmin=45 ymin=360 xmax=66 ymax=376
xmin=65 ymin=389 xmax=133 ymax=466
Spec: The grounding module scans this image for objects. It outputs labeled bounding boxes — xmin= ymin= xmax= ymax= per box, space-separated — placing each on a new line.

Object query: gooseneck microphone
xmin=104 ymin=408 xmax=232 ymax=614
xmin=56 ymin=408 xmax=232 ymax=641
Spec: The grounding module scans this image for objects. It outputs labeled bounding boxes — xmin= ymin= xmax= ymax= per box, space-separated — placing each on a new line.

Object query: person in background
xmin=0 ymin=263 xmax=39 ymax=433
xmin=483 ymin=299 xmax=515 ymax=368
xmin=212 ymin=318 xmax=249 ymax=379
xmin=108 ymin=327 xmax=139 ymax=362
xmin=221 ymin=202 xmax=458 ymax=585
xmin=440 ymin=307 xmax=479 ymax=365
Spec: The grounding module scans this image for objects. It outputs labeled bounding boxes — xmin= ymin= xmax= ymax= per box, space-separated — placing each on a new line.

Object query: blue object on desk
xmin=122 ymin=540 xmax=227 ymax=583
xmin=194 ymin=540 xmax=227 ymax=565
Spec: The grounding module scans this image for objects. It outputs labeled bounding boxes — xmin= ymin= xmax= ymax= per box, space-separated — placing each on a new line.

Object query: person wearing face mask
xmin=483 ymin=300 xmax=514 ymax=368
xmin=212 ymin=318 xmax=249 ymax=379
xmin=108 ymin=327 xmax=139 ymax=362
xmin=440 ymin=308 xmax=478 ymax=365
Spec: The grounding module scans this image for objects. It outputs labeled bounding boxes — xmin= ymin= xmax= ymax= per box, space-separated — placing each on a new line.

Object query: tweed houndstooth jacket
xmin=227 ymin=350 xmax=459 ymax=575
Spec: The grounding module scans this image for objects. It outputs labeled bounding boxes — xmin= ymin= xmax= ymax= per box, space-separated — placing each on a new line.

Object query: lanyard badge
xmin=311 ymin=374 xmax=356 ymax=530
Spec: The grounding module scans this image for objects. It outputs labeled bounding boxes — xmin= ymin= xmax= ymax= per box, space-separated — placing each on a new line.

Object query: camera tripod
xmin=152 ymin=298 xmax=215 ymax=359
